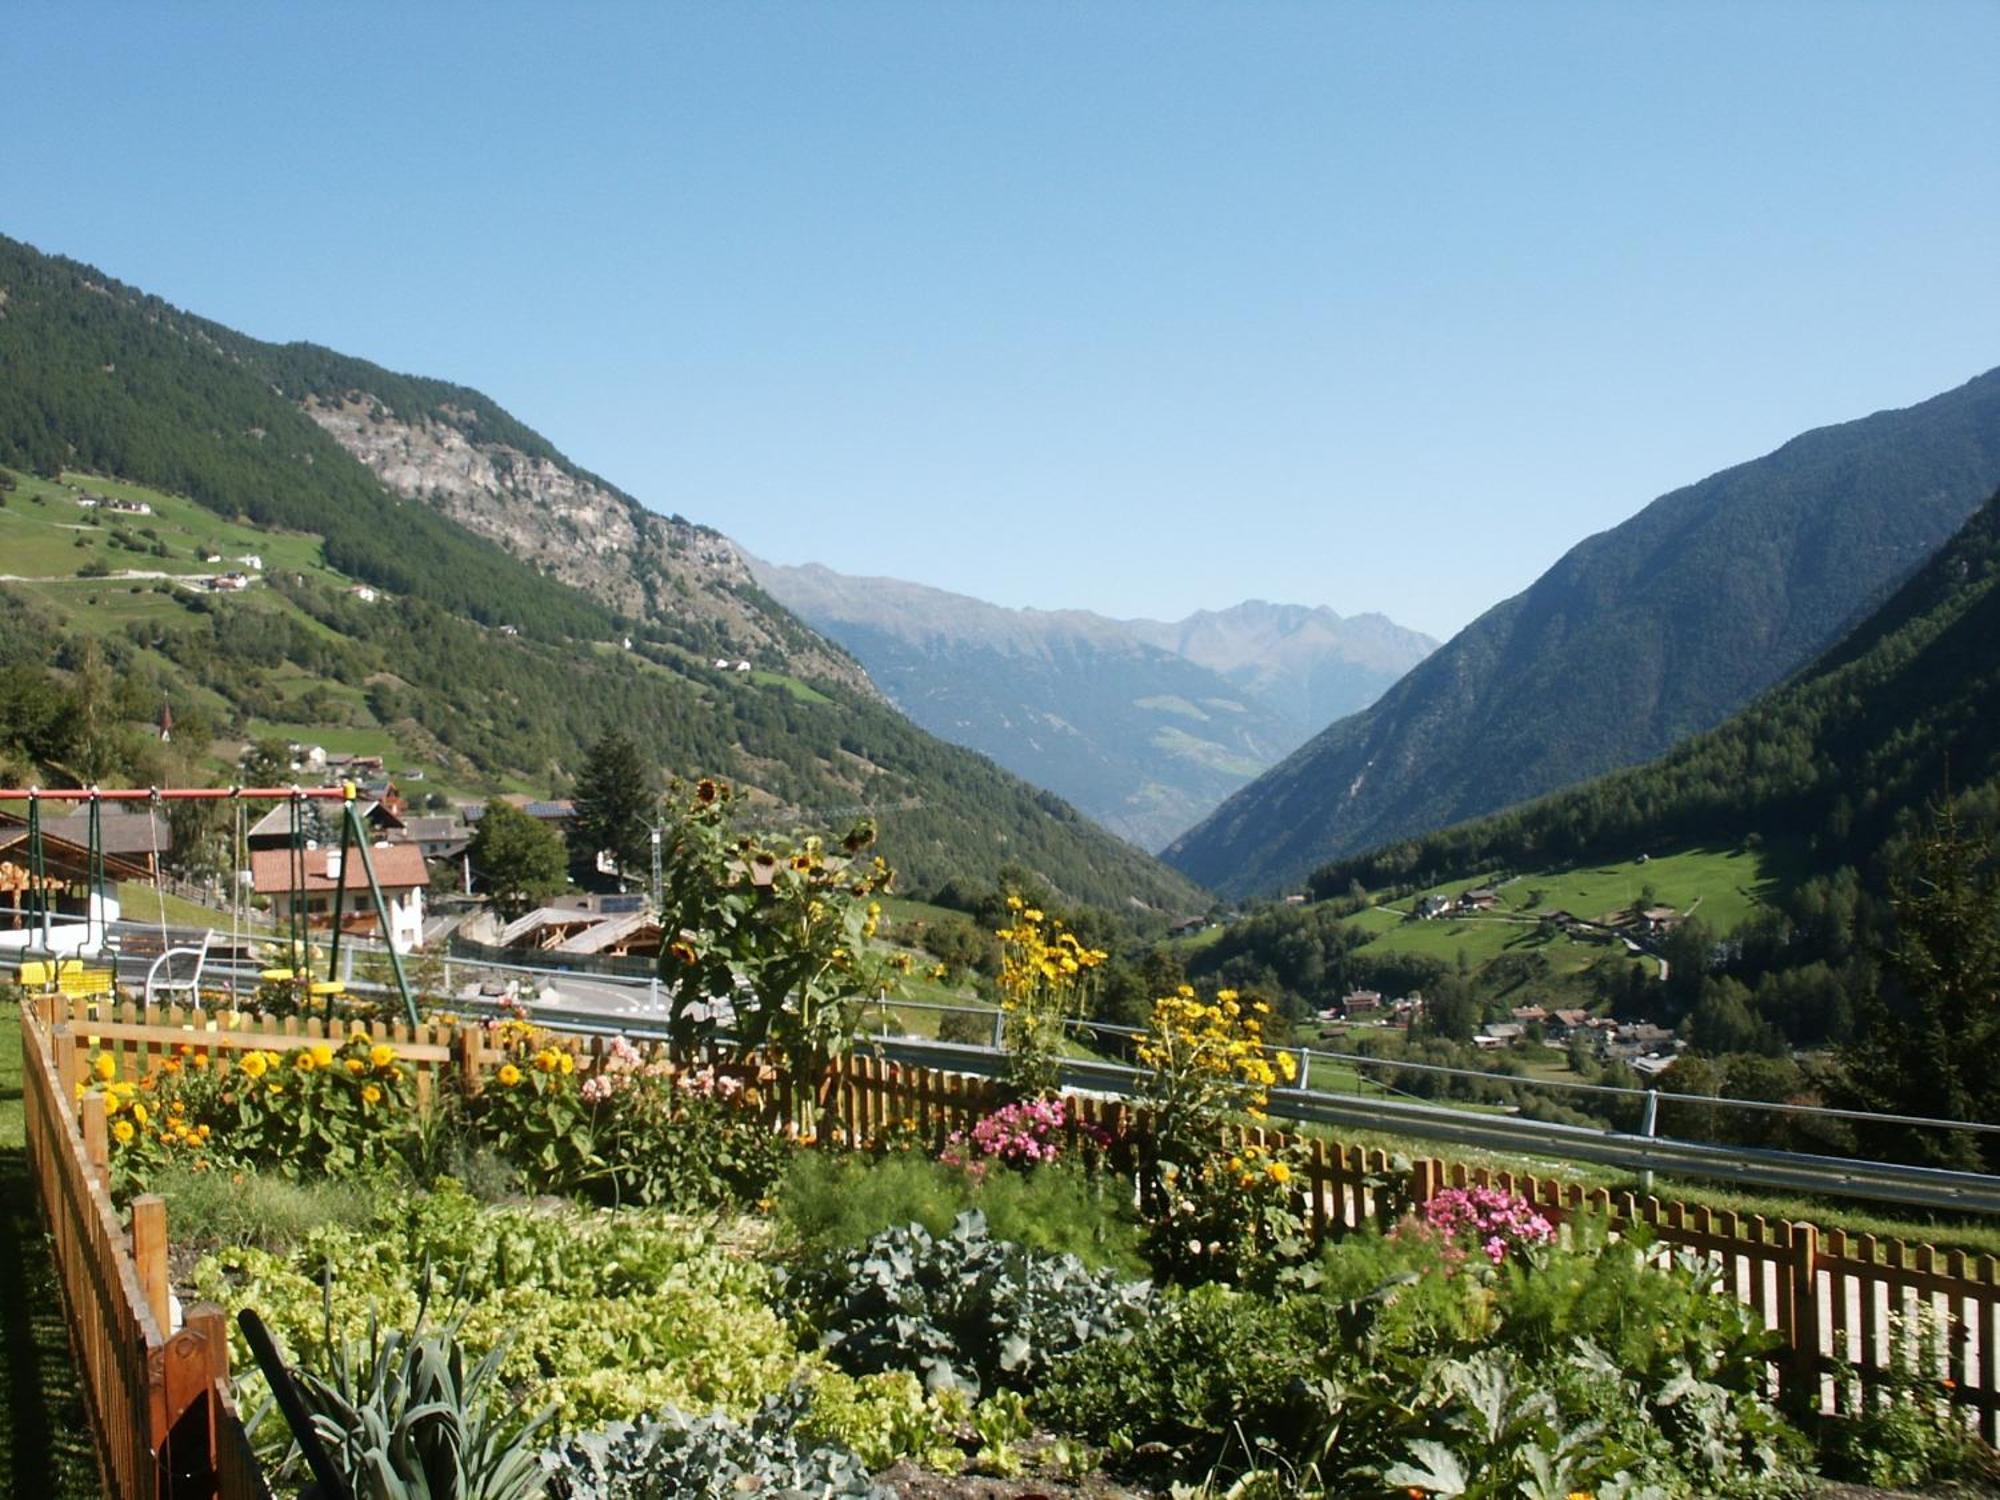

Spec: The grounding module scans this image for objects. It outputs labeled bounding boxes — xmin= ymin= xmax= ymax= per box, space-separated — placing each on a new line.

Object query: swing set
xmin=0 ymin=783 xmax=421 ymax=1025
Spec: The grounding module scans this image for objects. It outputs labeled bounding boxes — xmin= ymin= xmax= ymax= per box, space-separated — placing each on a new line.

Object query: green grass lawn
xmin=1336 ymin=843 xmax=1795 ymax=996
xmin=114 ymin=881 xmax=259 ymax=933
xmin=0 ymin=998 xmax=108 ymax=1498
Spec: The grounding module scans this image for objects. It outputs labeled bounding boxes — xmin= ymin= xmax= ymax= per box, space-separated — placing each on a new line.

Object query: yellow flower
xmin=361 ymin=1084 xmax=382 ymax=1106
xmin=346 ymin=1058 xmax=366 ymax=1075
xmin=310 ymin=1044 xmax=335 ymax=1069
xmin=197 ymin=1124 xmax=211 ymax=1141
xmin=112 ymin=1120 xmax=135 ymax=1146
xmin=558 ymin=1052 xmax=575 ymax=1075
xmin=93 ymin=1053 xmax=117 ymax=1083
xmin=131 ymin=1102 xmax=150 ymax=1129
xmin=266 ymin=1083 xmax=284 ymax=1098
xmin=370 ymin=1043 xmax=396 ymax=1069
xmin=241 ymin=1052 xmax=269 ymax=1079
xmin=292 ymin=1051 xmax=317 ymax=1074
xmin=497 ymin=1063 xmax=523 ymax=1087
xmin=1267 ymin=1161 xmax=1292 ymax=1185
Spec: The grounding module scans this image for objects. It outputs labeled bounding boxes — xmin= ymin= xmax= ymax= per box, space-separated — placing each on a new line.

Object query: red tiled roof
xmin=250 ymin=843 xmax=428 ymax=894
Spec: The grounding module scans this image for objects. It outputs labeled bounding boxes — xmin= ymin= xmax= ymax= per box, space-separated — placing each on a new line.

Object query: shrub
xmin=1498 ymin=1217 xmax=1779 ymax=1393
xmin=798 ymin=1210 xmax=1150 ymax=1397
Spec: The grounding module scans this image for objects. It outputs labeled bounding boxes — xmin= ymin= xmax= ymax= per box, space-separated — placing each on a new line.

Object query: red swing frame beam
xmin=0 ymin=787 xmax=350 ymax=801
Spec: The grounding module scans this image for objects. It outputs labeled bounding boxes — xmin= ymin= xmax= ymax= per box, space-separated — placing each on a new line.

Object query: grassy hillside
xmin=0 ymin=231 xmax=1205 ymax=915
xmin=1166 ymin=365 xmax=2000 ymax=896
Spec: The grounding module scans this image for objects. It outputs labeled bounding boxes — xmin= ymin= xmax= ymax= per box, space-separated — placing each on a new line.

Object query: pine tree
xmin=571 ymin=732 xmax=658 ymax=882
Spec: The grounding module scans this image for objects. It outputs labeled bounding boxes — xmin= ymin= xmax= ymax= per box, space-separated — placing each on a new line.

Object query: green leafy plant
xmin=269 ymin=1305 xmax=554 ymax=1500
xmin=200 ymin=1185 xmax=809 ymax=1433
xmin=541 ymin=1385 xmax=885 ymax=1500
xmin=799 ymin=1210 xmax=1150 ymax=1397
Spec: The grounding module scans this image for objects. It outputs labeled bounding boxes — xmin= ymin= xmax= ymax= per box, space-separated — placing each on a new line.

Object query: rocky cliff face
xmin=303 ymin=394 xmax=871 ymax=693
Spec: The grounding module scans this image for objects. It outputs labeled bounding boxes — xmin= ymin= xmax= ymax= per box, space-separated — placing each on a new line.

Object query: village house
xmin=249 ymin=842 xmax=428 ymax=953
xmin=1414 ymin=894 xmax=1453 ymax=920
xmin=245 ymin=799 xmax=403 ymax=853
xmin=400 ymin=815 xmax=471 ymax=863
xmin=0 ymin=805 xmax=172 ymax=882
xmin=1638 ymin=905 xmax=1683 ymax=936
xmin=1341 ymin=988 xmax=1383 ymax=1018
xmin=1457 ymin=887 xmax=1501 ymax=912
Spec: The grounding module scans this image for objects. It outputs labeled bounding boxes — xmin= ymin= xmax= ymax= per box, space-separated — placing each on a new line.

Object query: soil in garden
xmin=878 ymin=1456 xmax=1154 ymax=1499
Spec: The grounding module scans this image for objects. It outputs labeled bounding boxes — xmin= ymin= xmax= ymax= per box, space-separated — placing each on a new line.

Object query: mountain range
xmin=1165 ymin=365 xmax=2000 ymax=897
xmin=0 ymin=232 xmax=1200 ymax=914
xmin=749 ymin=561 xmax=1433 ymax=850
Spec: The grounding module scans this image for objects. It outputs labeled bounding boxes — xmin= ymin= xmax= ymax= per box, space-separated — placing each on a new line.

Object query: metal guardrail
xmin=114 ymin=940 xmax=2000 ymax=1217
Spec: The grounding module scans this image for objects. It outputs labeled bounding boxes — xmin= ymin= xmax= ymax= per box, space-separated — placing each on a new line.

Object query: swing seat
xmin=309 ymin=980 xmax=346 ymax=997
xmin=259 ymin=967 xmax=296 ymax=982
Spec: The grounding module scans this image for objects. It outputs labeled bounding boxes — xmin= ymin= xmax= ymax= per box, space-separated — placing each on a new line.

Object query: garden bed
xmin=55 ymin=987 xmax=2000 ymax=1500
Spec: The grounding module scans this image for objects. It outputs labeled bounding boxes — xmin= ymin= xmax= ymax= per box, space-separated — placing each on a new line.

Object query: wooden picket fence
xmin=18 ymin=996 xmax=273 ymax=1500
xmin=27 ymin=996 xmax=2000 ymax=1469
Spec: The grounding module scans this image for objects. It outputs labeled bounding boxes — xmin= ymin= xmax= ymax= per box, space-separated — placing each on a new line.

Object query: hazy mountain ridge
xmin=753 ymin=561 xmax=1433 ymax=849
xmin=1165 ymin=365 xmax=2000 ymax=896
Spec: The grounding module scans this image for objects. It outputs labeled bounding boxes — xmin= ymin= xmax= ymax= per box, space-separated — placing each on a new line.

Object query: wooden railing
xmin=19 ymin=996 xmax=272 ymax=1499
xmin=35 ymin=997 xmax=2000 ymax=1452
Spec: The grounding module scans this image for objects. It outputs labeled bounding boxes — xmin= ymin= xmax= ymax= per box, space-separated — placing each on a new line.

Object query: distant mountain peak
xmin=752 ymin=559 xmax=1434 ymax=850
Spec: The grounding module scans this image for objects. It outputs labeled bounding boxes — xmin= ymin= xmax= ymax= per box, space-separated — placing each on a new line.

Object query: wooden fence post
xmin=54 ymin=1022 xmax=80 ymax=1103
xmin=1411 ymin=1156 xmax=1440 ymax=1207
xmin=158 ymin=1303 xmax=229 ymax=1498
xmin=80 ymin=1092 xmax=110 ymax=1179
xmin=455 ymin=1024 xmax=484 ymax=1095
xmin=131 ymin=1194 xmax=171 ymax=1332
xmin=1782 ymin=1221 xmax=1820 ymax=1419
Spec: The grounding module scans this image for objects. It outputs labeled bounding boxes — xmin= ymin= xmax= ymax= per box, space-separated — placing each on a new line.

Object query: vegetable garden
xmin=23 ymin=983 xmax=2000 ymax=1500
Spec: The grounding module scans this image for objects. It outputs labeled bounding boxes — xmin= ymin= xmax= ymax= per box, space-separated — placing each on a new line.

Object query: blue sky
xmin=8 ymin=2 xmax=1998 ymax=639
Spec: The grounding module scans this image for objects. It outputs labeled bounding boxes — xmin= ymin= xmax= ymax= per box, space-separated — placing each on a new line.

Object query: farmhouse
xmin=250 ymin=842 xmax=428 ymax=953
xmin=1342 ymin=988 xmax=1383 ymax=1017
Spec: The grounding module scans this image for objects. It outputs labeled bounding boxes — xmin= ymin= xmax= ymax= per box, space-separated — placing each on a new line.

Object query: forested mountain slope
xmin=0 ymin=234 xmax=1200 ymax=912
xmin=753 ymin=563 xmax=1429 ymax=850
xmin=1166 ymin=366 xmax=2000 ymax=896
xmin=1308 ymin=485 xmax=2000 ymax=901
